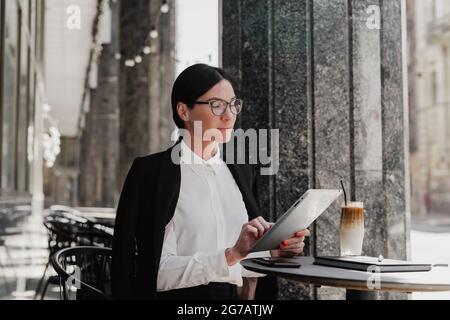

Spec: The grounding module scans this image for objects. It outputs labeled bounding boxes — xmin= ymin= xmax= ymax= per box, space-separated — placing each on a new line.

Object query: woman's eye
xmin=210 ymin=101 xmax=222 ymax=108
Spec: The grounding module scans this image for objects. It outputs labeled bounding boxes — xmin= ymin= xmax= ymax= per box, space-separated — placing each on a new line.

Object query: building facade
xmin=408 ymin=0 xmax=450 ymax=216
xmin=0 ymin=0 xmax=46 ymax=216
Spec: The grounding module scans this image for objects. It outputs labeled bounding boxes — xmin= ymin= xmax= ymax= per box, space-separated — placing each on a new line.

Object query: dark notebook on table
xmin=313 ymin=256 xmax=432 ymax=273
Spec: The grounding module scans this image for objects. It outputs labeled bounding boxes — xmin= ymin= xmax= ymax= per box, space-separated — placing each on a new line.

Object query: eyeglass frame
xmin=193 ymin=97 xmax=243 ymax=116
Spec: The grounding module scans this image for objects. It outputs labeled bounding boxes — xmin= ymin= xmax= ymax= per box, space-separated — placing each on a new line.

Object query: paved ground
xmin=0 ymin=214 xmax=60 ymax=300
xmin=410 ymin=215 xmax=450 ymax=300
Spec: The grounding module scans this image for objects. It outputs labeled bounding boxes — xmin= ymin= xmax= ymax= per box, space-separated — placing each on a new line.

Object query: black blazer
xmin=112 ymin=139 xmax=278 ymax=299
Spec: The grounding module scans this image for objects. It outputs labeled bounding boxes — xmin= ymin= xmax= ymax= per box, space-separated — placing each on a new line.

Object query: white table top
xmin=75 ymin=208 xmax=116 ymax=221
xmin=241 ymin=256 xmax=450 ymax=292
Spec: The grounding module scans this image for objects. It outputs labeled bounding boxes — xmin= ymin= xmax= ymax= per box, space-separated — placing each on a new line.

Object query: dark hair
xmin=171 ymin=63 xmax=230 ymax=128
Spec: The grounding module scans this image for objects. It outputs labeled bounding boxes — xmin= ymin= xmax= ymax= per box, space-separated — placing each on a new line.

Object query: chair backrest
xmin=74 ymin=227 xmax=113 ymax=247
xmin=49 ymin=209 xmax=96 ymax=227
xmin=44 ymin=212 xmax=113 ymax=251
xmin=51 ymin=246 xmax=113 ymax=300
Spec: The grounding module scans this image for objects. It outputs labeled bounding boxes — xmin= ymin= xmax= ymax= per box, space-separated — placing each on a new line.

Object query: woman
xmin=112 ymin=64 xmax=309 ymax=300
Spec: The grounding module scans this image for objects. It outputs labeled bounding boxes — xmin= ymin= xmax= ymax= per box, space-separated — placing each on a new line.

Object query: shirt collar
xmin=180 ymin=140 xmax=222 ymax=166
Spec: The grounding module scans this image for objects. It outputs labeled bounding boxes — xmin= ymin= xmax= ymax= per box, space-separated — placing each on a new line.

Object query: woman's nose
xmin=220 ymin=105 xmax=234 ymax=121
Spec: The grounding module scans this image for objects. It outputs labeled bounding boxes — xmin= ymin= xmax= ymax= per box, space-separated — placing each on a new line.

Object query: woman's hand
xmin=226 ymin=216 xmax=271 ymax=266
xmin=270 ymin=229 xmax=310 ymax=258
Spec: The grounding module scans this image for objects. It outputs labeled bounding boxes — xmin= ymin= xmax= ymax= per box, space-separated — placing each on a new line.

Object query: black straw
xmin=340 ymin=180 xmax=348 ymax=206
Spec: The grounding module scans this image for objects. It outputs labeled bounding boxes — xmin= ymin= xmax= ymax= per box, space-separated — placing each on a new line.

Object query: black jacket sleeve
xmin=252 ymin=165 xmax=270 ymax=222
xmin=252 ymin=165 xmax=279 ymax=300
xmin=112 ymin=157 xmax=141 ymax=299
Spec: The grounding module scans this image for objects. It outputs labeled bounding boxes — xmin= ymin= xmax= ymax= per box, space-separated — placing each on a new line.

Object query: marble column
xmin=119 ymin=0 xmax=176 ymax=188
xmin=79 ymin=89 xmax=100 ymax=207
xmin=79 ymin=0 xmax=120 ymax=207
xmin=222 ymin=0 xmax=410 ymax=300
xmin=119 ymin=0 xmax=152 ymax=189
xmin=222 ymin=0 xmax=313 ymax=300
xmin=148 ymin=0 xmax=176 ymax=154
xmin=31 ymin=0 xmax=45 ymax=217
xmin=312 ymin=0 xmax=351 ymax=299
xmin=98 ymin=0 xmax=120 ymax=207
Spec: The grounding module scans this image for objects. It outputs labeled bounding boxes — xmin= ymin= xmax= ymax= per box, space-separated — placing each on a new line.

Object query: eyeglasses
xmin=194 ymin=98 xmax=243 ymax=116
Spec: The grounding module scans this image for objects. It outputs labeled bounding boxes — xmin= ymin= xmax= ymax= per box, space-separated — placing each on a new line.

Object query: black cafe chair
xmin=34 ymin=215 xmax=78 ymax=300
xmin=34 ymin=211 xmax=113 ymax=299
xmin=51 ymin=246 xmax=112 ymax=300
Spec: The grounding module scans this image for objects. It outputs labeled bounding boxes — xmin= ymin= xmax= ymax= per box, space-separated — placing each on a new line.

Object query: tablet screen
xmin=250 ymin=189 xmax=342 ymax=252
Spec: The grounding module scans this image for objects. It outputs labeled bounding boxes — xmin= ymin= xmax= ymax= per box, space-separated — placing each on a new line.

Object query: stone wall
xmin=222 ymin=0 xmax=410 ymax=300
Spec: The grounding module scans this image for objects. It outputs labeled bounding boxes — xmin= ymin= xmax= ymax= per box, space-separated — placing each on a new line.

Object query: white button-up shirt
xmin=157 ymin=140 xmax=269 ymax=292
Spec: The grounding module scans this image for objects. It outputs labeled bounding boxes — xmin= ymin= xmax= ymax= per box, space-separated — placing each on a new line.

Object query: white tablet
xmin=250 ymin=189 xmax=342 ymax=252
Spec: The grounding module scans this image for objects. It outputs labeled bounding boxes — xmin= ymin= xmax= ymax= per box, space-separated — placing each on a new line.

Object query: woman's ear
xmin=177 ymin=102 xmax=190 ymax=122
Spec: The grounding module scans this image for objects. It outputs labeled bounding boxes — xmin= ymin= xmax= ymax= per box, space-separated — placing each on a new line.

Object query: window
xmin=27 ymin=0 xmax=36 ymax=190
xmin=430 ymin=0 xmax=436 ymax=22
xmin=2 ymin=0 xmax=19 ymax=190
xmin=17 ymin=4 xmax=30 ymax=192
xmin=431 ymin=70 xmax=438 ymax=107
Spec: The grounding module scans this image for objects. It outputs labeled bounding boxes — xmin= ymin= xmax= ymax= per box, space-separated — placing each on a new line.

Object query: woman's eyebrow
xmin=208 ymin=96 xmax=237 ymax=101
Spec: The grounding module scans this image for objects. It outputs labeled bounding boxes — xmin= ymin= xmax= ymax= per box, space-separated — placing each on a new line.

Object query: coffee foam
xmin=342 ymin=201 xmax=364 ymax=209
xmin=341 ymin=206 xmax=364 ymax=225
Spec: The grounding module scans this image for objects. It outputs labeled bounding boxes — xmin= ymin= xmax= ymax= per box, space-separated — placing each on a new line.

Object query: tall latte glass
xmin=340 ymin=202 xmax=364 ymax=256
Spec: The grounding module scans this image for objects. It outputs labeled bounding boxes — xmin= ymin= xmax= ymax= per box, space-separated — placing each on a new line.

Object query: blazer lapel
xmin=223 ymin=152 xmax=260 ymax=221
xmin=221 ymin=142 xmax=260 ymax=220
xmin=153 ymin=142 xmax=182 ymax=234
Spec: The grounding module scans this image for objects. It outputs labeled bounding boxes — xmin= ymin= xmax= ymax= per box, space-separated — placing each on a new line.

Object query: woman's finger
xmin=248 ymin=220 xmax=266 ymax=237
xmin=256 ymin=216 xmax=271 ymax=230
xmin=281 ymin=236 xmax=304 ymax=246
xmin=295 ymin=229 xmax=311 ymax=237
xmin=280 ymin=243 xmax=305 ymax=256
xmin=280 ymin=242 xmax=304 ymax=250
xmin=245 ymin=224 xmax=260 ymax=239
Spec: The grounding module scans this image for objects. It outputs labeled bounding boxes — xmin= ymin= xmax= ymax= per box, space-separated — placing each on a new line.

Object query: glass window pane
xmin=17 ymin=8 xmax=29 ymax=192
xmin=27 ymin=0 xmax=36 ymax=191
xmin=27 ymin=73 xmax=36 ymax=192
xmin=29 ymin=0 xmax=35 ymax=41
xmin=2 ymin=0 xmax=19 ymax=190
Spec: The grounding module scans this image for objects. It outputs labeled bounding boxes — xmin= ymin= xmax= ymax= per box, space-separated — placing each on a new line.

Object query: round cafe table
xmin=241 ymin=256 xmax=450 ymax=300
xmin=75 ymin=207 xmax=116 ymax=227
